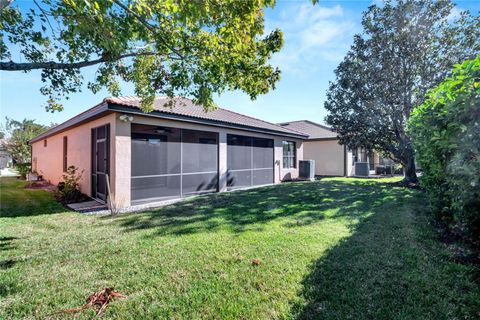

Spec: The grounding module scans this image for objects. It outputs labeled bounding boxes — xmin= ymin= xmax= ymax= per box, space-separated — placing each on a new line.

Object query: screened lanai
xmin=131 ymin=123 xmax=219 ymax=203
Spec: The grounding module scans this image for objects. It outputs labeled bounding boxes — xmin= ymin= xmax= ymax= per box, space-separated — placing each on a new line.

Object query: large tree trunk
xmin=403 ymin=150 xmax=418 ymax=184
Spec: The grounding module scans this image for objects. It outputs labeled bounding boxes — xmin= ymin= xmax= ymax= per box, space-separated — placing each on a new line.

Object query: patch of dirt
xmin=390 ymin=180 xmax=422 ymax=190
xmin=25 ymin=181 xmax=56 ymax=191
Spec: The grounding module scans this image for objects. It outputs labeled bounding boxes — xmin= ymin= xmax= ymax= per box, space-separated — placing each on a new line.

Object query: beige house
xmin=30 ymin=97 xmax=307 ymax=208
xmin=279 ymin=120 xmax=386 ymax=177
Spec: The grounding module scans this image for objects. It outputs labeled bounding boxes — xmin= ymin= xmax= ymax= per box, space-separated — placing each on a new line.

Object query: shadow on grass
xmin=0 ymin=236 xmax=20 ymax=271
xmin=0 ymin=177 xmax=66 ymax=218
xmin=293 ymin=190 xmax=480 ymax=319
xmin=113 ymin=179 xmax=411 ymax=237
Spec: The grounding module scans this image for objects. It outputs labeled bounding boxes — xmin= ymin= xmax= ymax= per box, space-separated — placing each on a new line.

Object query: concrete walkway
xmin=0 ymin=168 xmax=19 ymax=177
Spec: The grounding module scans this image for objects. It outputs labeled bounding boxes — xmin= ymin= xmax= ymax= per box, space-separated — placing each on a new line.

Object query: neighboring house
xmin=279 ymin=120 xmax=391 ymax=177
xmin=30 ymin=97 xmax=307 ymax=208
xmin=0 ymin=139 xmax=13 ymax=169
xmin=279 ymin=120 xmax=349 ymax=176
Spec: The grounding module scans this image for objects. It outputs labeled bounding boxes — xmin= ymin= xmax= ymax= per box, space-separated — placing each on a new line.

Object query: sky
xmin=1 ymin=0 xmax=479 ymax=128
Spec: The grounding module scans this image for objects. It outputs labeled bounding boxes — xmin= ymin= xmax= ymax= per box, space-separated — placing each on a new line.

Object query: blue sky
xmin=1 ymin=0 xmax=479 ymax=127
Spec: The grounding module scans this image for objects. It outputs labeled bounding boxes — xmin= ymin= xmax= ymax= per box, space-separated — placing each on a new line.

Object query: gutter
xmin=306 ymin=137 xmax=339 ymax=142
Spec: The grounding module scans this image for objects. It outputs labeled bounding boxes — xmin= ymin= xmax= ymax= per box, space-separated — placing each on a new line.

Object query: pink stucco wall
xmin=31 ymin=113 xmax=116 ymax=196
xmin=32 ymin=112 xmax=304 ymax=208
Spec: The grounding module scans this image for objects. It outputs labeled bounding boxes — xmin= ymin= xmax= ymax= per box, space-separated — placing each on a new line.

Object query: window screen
xmin=181 ymin=129 xmax=218 ymax=195
xmin=227 ymin=134 xmax=273 ymax=189
xmin=282 ymin=141 xmax=296 ymax=169
xmin=131 ymin=124 xmax=218 ymax=202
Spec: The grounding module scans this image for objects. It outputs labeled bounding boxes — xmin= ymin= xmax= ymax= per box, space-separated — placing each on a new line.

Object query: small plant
xmin=55 ymin=166 xmax=86 ymax=204
xmin=15 ymin=163 xmax=31 ymax=180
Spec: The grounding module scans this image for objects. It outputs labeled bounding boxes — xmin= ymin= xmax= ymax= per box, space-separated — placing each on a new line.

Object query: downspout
xmin=343 ymin=145 xmax=347 ymax=177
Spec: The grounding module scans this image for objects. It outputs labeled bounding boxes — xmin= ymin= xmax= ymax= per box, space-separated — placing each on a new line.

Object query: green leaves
xmin=324 ymin=0 xmax=479 ymax=182
xmin=1 ymin=0 xmax=284 ymax=112
xmin=408 ymin=56 xmax=480 ymax=241
xmin=1 ymin=117 xmax=49 ymax=164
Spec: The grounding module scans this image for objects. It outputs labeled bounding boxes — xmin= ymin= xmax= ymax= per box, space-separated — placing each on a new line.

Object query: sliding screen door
xmin=131 ymin=124 xmax=181 ymax=201
xmin=227 ymin=134 xmax=274 ymax=189
xmin=131 ymin=124 xmax=218 ymax=203
xmin=181 ymin=129 xmax=218 ymax=195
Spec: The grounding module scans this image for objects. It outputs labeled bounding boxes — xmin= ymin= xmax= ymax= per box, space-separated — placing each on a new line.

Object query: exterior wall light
xmin=119 ymin=114 xmax=134 ymax=122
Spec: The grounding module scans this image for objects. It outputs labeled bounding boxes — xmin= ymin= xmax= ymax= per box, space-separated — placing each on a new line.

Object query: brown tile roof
xmin=30 ymin=97 xmax=307 ymax=143
xmin=106 ymin=96 xmax=307 ymax=137
xmin=278 ymin=120 xmax=338 ymax=140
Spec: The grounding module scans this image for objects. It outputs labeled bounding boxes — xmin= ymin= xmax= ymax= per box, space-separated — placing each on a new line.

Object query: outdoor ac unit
xmin=355 ymin=162 xmax=369 ymax=177
xmin=299 ymin=160 xmax=315 ymax=181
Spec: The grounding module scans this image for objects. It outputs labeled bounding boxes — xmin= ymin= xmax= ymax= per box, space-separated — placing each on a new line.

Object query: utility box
xmin=355 ymin=162 xmax=369 ymax=177
xmin=299 ymin=160 xmax=315 ymax=181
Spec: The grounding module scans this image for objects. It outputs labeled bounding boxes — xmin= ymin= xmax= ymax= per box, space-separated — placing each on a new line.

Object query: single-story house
xmin=30 ymin=97 xmax=308 ymax=208
xmin=0 ymin=139 xmax=13 ymax=170
xmin=30 ymin=97 xmax=397 ymax=208
xmin=279 ymin=120 xmax=391 ymax=177
xmin=278 ymin=120 xmax=350 ymax=176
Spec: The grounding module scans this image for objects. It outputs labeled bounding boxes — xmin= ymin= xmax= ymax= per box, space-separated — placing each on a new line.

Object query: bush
xmin=408 ymin=56 xmax=480 ymax=245
xmin=15 ymin=163 xmax=31 ymax=180
xmin=55 ymin=165 xmax=87 ymax=204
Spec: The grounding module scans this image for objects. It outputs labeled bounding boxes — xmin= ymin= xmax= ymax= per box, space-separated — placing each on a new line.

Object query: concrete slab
xmin=67 ymin=200 xmax=108 ymax=213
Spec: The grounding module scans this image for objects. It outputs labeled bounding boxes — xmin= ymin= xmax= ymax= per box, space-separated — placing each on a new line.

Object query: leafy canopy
xmin=0 ymin=117 xmax=49 ymax=164
xmin=408 ymin=56 xmax=480 ymax=241
xmin=324 ymin=0 xmax=479 ymax=182
xmin=0 ymin=0 xmax=286 ymax=112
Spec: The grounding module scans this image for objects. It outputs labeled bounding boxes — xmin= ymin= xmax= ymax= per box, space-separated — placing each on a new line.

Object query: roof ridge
xmin=303 ymin=120 xmax=333 ymax=131
xmin=280 ymin=119 xmax=333 ymax=131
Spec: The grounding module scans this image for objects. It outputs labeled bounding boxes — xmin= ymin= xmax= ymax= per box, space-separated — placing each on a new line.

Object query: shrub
xmin=15 ymin=163 xmax=31 ymax=180
xmin=55 ymin=165 xmax=86 ymax=204
xmin=408 ymin=56 xmax=480 ymax=245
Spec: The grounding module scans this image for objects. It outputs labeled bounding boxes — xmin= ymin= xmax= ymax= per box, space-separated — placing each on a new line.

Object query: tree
xmin=324 ymin=0 xmax=479 ymax=183
xmin=1 ymin=118 xmax=48 ymax=164
xmin=0 ymin=0 xmax=285 ymax=112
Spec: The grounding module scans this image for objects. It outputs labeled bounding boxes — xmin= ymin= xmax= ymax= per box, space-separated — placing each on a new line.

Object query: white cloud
xmin=371 ymin=0 xmax=385 ymax=7
xmin=446 ymin=6 xmax=463 ymax=22
xmin=294 ymin=4 xmax=344 ymax=24
xmin=268 ymin=3 xmax=357 ymax=76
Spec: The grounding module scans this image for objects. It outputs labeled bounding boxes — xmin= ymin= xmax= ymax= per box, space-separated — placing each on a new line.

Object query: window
xmin=44 ymin=139 xmax=47 ymax=147
xmin=63 ymin=136 xmax=68 ymax=172
xmin=282 ymin=141 xmax=296 ymax=169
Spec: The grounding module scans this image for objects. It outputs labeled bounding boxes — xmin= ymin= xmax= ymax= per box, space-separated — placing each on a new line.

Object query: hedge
xmin=408 ymin=56 xmax=480 ymax=245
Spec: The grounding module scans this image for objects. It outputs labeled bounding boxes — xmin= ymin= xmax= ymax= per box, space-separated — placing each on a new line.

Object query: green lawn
xmin=1 ymin=177 xmax=479 ymax=319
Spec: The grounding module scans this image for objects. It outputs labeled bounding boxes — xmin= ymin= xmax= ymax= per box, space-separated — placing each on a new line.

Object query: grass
xmin=1 ymin=177 xmax=479 ymax=319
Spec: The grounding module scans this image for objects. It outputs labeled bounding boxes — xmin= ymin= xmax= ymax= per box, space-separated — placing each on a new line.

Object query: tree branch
xmin=0 ymin=52 xmax=160 ymax=71
xmin=33 ymin=0 xmax=57 ymax=37
xmin=110 ymin=0 xmax=184 ymax=60
xmin=0 ymin=0 xmax=12 ymax=11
